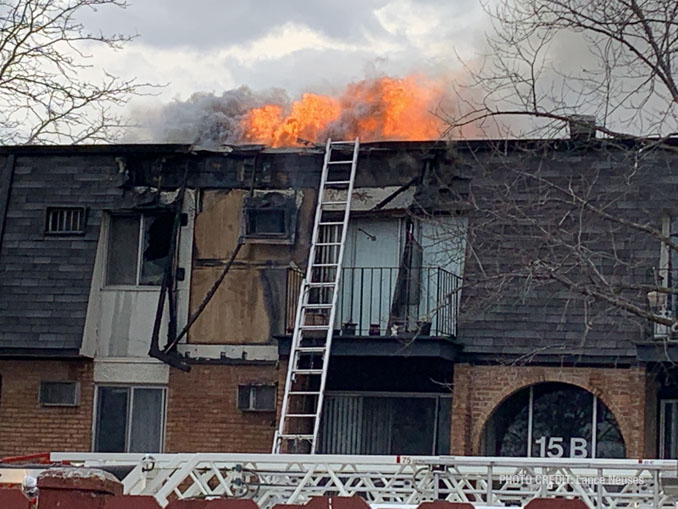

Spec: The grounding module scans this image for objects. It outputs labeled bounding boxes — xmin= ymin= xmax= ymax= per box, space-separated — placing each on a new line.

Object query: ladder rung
xmin=293 ymin=369 xmax=324 ymax=375
xmin=321 ymin=201 xmax=348 ymax=206
xmin=306 ymin=282 xmax=336 ymax=287
xmin=303 ymin=303 xmax=333 ymax=309
xmin=315 ymin=242 xmax=342 ymax=246
xmin=311 ymin=263 xmax=338 ymax=267
xmin=327 ymin=160 xmax=353 ymax=165
xmin=296 ymin=347 xmax=327 ymax=353
xmin=279 ymin=434 xmax=315 ymax=440
xmin=318 ymin=222 xmax=344 ymax=226
xmin=300 ymin=325 xmax=330 ymax=331
xmin=325 ymin=181 xmax=351 ymax=185
xmin=285 ymin=414 xmax=318 ymax=418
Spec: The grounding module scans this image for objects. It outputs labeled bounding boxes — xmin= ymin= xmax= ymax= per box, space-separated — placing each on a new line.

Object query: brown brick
xmin=450 ymin=364 xmax=652 ymax=458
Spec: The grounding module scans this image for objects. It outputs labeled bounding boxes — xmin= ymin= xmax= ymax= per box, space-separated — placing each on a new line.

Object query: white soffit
xmin=94 ymin=358 xmax=170 ymax=384
xmin=325 ymin=186 xmax=416 ymax=212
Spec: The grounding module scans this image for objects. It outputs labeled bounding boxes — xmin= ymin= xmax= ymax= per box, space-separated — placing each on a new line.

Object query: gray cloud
xmin=83 ymin=0 xmax=394 ymax=49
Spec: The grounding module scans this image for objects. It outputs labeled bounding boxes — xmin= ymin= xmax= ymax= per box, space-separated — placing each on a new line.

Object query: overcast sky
xmin=82 ymin=0 xmax=489 ymax=104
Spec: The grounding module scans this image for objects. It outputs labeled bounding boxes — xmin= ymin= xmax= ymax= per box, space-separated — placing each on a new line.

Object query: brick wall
xmin=0 ymin=359 xmax=93 ymax=456
xmin=450 ymin=364 xmax=652 ymax=458
xmin=165 ymin=363 xmax=282 ymax=452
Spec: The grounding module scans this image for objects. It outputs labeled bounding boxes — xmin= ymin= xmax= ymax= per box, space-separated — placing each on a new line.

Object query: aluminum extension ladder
xmin=273 ymin=138 xmax=360 ymax=454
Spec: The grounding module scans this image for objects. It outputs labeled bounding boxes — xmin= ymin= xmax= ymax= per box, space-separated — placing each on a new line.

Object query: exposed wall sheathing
xmin=189 ymin=188 xmax=316 ymax=344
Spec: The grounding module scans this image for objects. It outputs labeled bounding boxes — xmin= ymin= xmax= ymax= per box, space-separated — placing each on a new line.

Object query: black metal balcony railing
xmin=286 ymin=266 xmax=461 ymax=337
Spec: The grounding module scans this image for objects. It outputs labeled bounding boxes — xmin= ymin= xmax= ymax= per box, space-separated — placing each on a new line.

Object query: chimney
xmin=568 ymin=115 xmax=597 ymax=140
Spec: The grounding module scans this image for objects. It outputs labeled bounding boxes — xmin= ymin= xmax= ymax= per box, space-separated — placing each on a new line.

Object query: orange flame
xmin=242 ymin=75 xmax=445 ymax=146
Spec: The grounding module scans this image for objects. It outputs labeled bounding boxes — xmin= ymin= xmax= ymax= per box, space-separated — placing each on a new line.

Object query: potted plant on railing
xmin=341 ymin=320 xmax=357 ymax=336
xmin=416 ymin=314 xmax=432 ymax=336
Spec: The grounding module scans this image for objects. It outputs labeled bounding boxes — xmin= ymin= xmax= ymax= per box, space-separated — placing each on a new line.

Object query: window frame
xmin=660 ymin=399 xmax=678 ymax=458
xmin=44 ymin=206 xmax=87 ymax=236
xmin=482 ymin=384 xmax=625 ymax=458
xmin=104 ymin=212 xmax=173 ymax=289
xmin=92 ymin=384 xmax=167 ymax=453
xmin=39 ymin=380 xmax=80 ymax=407
xmin=237 ymin=383 xmax=277 ymax=412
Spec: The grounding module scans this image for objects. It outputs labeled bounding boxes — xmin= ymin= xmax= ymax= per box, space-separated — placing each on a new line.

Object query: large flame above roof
xmin=240 ymin=75 xmax=446 ymax=147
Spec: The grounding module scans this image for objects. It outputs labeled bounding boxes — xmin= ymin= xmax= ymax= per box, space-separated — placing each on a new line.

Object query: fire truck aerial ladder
xmin=3 ymin=452 xmax=678 ymax=509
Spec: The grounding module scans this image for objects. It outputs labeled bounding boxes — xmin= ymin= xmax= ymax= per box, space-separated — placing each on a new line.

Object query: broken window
xmin=246 ymin=209 xmax=286 ymax=235
xmin=106 ymin=213 xmax=174 ymax=286
xmin=94 ymin=386 xmax=165 ymax=453
xmin=241 ymin=192 xmax=296 ymax=244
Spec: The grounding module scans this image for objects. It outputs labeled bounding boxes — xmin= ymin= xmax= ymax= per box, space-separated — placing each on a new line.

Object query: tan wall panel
xmin=194 ymin=190 xmax=246 ymax=259
xmin=189 ymin=266 xmax=270 ymax=344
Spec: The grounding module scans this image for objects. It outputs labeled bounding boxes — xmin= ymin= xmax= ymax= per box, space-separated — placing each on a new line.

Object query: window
xmin=94 ymin=386 xmax=165 ymax=453
xmin=45 ymin=207 xmax=86 ymax=235
xmin=241 ymin=191 xmax=297 ymax=244
xmin=669 ymin=217 xmax=678 ymax=317
xmin=237 ymin=384 xmax=276 ymax=411
xmin=244 ymin=208 xmax=288 ymax=237
xmin=318 ymin=394 xmax=451 ymax=455
xmin=482 ymin=383 xmax=625 ymax=458
xmin=660 ymin=400 xmax=678 ymax=458
xmin=106 ymin=213 xmax=174 ymax=286
xmin=39 ymin=381 xmax=80 ymax=406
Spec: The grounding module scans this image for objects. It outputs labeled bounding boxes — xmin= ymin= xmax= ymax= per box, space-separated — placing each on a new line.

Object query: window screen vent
xmin=237 ymin=384 xmax=276 ymax=412
xmin=45 ymin=207 xmax=86 ymax=235
xmin=39 ymin=381 xmax=80 ymax=407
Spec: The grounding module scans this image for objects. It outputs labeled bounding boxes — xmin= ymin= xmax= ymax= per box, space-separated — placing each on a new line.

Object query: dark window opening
xmin=94 ymin=386 xmax=165 ymax=453
xmin=106 ymin=213 xmax=173 ymax=286
xmin=245 ymin=208 xmax=287 ymax=236
xmin=318 ymin=394 xmax=450 ymax=455
xmin=45 ymin=207 xmax=86 ymax=235
xmin=237 ymin=384 xmax=276 ymax=411
xmin=140 ymin=214 xmax=174 ymax=285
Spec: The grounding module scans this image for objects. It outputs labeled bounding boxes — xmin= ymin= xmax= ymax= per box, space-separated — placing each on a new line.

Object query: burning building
xmin=0 ymin=119 xmax=677 ymax=505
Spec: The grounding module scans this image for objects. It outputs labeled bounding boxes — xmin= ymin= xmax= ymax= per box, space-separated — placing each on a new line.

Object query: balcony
xmin=286 ymin=266 xmax=461 ymax=337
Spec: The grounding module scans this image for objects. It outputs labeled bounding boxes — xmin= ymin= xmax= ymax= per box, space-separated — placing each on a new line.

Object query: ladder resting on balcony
xmin=274 ymin=138 xmax=360 ymax=454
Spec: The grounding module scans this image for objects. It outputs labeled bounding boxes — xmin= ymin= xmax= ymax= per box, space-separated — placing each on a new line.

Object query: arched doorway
xmin=481 ymin=382 xmax=625 ymax=458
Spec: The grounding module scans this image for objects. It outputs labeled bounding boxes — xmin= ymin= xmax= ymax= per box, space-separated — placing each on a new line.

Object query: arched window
xmin=481 ymin=382 xmax=625 ymax=458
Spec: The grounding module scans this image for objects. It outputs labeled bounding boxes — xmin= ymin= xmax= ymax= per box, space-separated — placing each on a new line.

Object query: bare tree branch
xmin=0 ymin=0 xmax=155 ymax=144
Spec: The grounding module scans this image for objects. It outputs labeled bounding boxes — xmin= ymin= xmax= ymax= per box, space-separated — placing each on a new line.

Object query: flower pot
xmin=416 ymin=320 xmax=432 ymax=336
xmin=342 ymin=322 xmax=357 ymax=335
